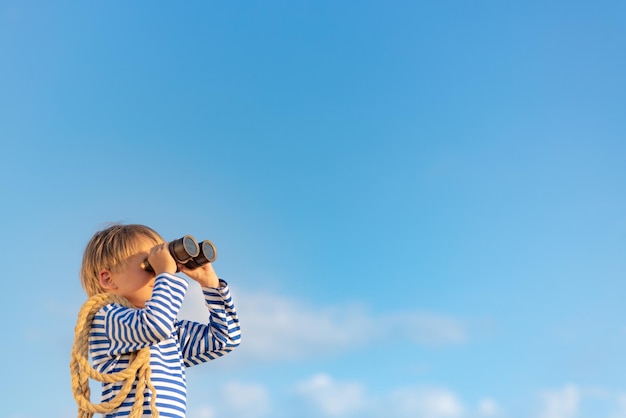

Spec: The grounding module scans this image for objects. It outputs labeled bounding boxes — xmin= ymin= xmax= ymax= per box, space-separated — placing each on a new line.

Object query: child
xmin=71 ymin=223 xmax=241 ymax=418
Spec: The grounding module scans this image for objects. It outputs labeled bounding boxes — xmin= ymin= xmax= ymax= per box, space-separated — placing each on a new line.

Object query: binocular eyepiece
xmin=142 ymin=235 xmax=217 ymax=273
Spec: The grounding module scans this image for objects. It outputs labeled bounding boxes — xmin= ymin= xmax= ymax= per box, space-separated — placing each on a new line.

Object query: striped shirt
xmin=89 ymin=273 xmax=241 ymax=418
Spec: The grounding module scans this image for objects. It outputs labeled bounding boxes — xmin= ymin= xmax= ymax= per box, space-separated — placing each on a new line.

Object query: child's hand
xmin=179 ymin=262 xmax=220 ymax=288
xmin=147 ymin=243 xmax=178 ymax=275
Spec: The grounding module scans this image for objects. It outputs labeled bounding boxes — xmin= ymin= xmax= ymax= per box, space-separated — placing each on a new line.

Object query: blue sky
xmin=1 ymin=1 xmax=625 ymax=417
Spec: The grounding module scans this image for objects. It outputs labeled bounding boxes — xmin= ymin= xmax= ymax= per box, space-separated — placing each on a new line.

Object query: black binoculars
xmin=142 ymin=235 xmax=217 ymax=273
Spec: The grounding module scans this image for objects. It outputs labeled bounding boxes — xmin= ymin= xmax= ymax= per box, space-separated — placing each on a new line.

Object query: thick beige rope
xmin=70 ymin=293 xmax=159 ymax=418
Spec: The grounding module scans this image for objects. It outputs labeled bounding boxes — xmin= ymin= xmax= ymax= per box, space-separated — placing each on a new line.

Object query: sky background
xmin=1 ymin=1 xmax=625 ymax=417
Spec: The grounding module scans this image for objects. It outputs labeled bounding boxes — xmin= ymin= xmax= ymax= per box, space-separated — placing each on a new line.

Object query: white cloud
xmin=477 ymin=398 xmax=501 ymax=416
xmin=533 ymin=385 xmax=626 ymax=418
xmin=188 ymin=381 xmax=271 ymax=418
xmin=294 ymin=375 xmax=469 ymax=418
xmin=179 ymin=371 xmax=626 ymax=418
xmin=234 ymin=292 xmax=372 ymax=359
xmin=204 ymin=374 xmax=509 ymax=418
xmin=393 ymin=311 xmax=467 ymax=346
xmin=187 ymin=405 xmax=216 ymax=418
xmin=296 ymin=373 xmax=367 ymax=416
xmin=179 ymin=282 xmax=468 ymax=361
xmin=538 ymin=384 xmax=580 ymax=418
xmin=609 ymin=392 xmax=626 ymax=418
xmin=387 ymin=386 xmax=465 ymax=418
xmin=220 ymin=381 xmax=271 ymax=418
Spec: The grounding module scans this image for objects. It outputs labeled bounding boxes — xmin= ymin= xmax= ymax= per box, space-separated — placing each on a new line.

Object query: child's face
xmin=100 ymin=236 xmax=157 ymax=308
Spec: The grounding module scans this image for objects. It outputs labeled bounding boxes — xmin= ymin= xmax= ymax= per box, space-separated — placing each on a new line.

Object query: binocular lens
xmin=184 ymin=240 xmax=217 ymax=269
xmin=143 ymin=235 xmax=216 ymax=273
xmin=169 ymin=235 xmax=200 ymax=263
xmin=200 ymin=240 xmax=216 ymax=262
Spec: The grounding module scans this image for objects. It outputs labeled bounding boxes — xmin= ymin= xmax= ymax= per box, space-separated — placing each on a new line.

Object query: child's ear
xmin=99 ymin=269 xmax=118 ymax=290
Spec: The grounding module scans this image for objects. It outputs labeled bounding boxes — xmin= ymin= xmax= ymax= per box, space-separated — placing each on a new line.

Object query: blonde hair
xmin=80 ymin=223 xmax=164 ymax=297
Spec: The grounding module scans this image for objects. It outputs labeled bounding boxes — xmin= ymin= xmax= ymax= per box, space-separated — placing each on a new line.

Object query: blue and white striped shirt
xmin=89 ymin=273 xmax=241 ymax=417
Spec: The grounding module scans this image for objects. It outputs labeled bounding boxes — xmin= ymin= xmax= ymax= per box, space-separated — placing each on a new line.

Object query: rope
xmin=70 ymin=293 xmax=159 ymax=418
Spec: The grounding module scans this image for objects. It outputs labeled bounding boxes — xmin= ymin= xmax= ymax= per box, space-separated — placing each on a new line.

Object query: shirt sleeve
xmin=99 ymin=273 xmax=189 ymax=356
xmin=176 ymin=279 xmax=242 ymax=367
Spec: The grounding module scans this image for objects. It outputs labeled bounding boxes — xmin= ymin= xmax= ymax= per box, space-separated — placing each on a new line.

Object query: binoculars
xmin=142 ymin=235 xmax=217 ymax=273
